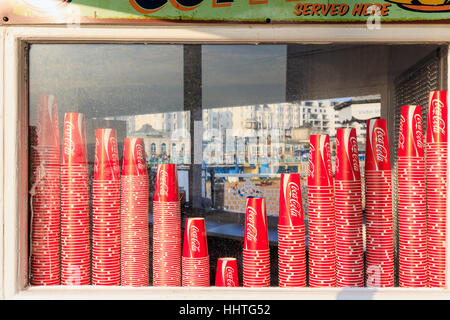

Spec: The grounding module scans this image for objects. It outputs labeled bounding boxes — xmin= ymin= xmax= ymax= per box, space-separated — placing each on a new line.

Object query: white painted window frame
xmin=1 ymin=24 xmax=450 ymax=300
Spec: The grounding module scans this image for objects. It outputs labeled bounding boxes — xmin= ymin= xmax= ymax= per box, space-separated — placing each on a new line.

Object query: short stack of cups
xmin=182 ymin=218 xmax=210 ymax=287
xmin=120 ymin=138 xmax=149 ymax=286
xmin=278 ymin=173 xmax=306 ymax=287
xmin=397 ymin=105 xmax=427 ymax=287
xmin=307 ymin=134 xmax=336 ymax=287
xmin=215 ymin=257 xmax=239 ymax=287
xmin=365 ymin=119 xmax=394 ymax=287
xmin=243 ymin=197 xmax=270 ymax=287
xmin=335 ymin=128 xmax=364 ymax=287
xmin=30 ymin=95 xmax=61 ymax=286
xmin=92 ymin=129 xmax=121 ymax=286
xmin=426 ymin=91 xmax=448 ymax=288
xmin=153 ymin=164 xmax=181 ymax=286
xmin=60 ymin=113 xmax=90 ymax=285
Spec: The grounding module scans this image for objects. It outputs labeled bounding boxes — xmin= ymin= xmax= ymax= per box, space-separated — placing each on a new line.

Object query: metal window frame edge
xmin=2 ymin=24 xmax=450 ymax=300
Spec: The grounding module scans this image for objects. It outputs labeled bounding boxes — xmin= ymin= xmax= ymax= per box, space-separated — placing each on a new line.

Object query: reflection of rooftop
xmin=133 ymin=124 xmax=166 ymax=137
xmin=334 ymin=95 xmax=381 ymax=110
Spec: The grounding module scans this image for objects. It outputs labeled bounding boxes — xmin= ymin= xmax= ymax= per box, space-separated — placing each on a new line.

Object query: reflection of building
xmin=131 ymin=123 xmax=190 ymax=164
xmin=100 ymin=96 xmax=380 ymax=167
xmin=134 ymin=111 xmax=190 ymax=134
xmin=105 ymin=111 xmax=191 ymax=164
xmin=202 ymin=100 xmax=340 ymax=166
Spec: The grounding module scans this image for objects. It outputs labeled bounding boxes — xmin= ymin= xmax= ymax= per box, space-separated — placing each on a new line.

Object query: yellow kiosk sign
xmin=1 ymin=0 xmax=450 ymax=24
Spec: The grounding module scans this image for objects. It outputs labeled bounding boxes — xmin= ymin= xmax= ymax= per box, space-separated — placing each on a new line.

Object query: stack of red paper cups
xmin=30 ymin=95 xmax=61 ymax=286
xmin=307 ymin=134 xmax=336 ymax=287
xmin=120 ymin=138 xmax=149 ymax=286
xmin=335 ymin=128 xmax=364 ymax=287
xmin=182 ymin=218 xmax=210 ymax=287
xmin=426 ymin=91 xmax=448 ymax=288
xmin=278 ymin=173 xmax=306 ymax=287
xmin=243 ymin=197 xmax=270 ymax=287
xmin=365 ymin=119 xmax=394 ymax=287
xmin=92 ymin=129 xmax=121 ymax=286
xmin=397 ymin=105 xmax=427 ymax=287
xmin=60 ymin=112 xmax=90 ymax=285
xmin=215 ymin=257 xmax=239 ymax=287
xmin=153 ymin=164 xmax=181 ymax=286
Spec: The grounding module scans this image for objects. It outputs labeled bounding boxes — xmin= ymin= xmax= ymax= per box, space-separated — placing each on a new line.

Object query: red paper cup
xmin=335 ymin=128 xmax=361 ymax=182
xmin=366 ymin=119 xmax=391 ymax=171
xmin=398 ymin=105 xmax=424 ymax=158
xmin=244 ymin=197 xmax=269 ymax=251
xmin=308 ymin=134 xmax=333 ymax=187
xmin=122 ymin=137 xmax=148 ymax=176
xmin=154 ymin=164 xmax=179 ymax=202
xmin=94 ymin=128 xmax=120 ymax=181
xmin=427 ymin=91 xmax=448 ymax=144
xmin=279 ymin=173 xmax=304 ymax=227
xmin=183 ymin=218 xmax=208 ymax=258
xmin=215 ymin=257 xmax=239 ymax=287
xmin=62 ymin=113 xmax=87 ymax=165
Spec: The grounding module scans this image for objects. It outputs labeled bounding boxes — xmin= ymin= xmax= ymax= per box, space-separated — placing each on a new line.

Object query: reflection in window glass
xmin=29 ymin=44 xmax=186 ymax=166
xmin=202 ymin=96 xmax=381 ymax=216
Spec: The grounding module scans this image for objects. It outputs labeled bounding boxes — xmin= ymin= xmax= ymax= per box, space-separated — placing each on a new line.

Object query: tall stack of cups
xmin=426 ymin=91 xmax=448 ymax=288
xmin=120 ymin=138 xmax=149 ymax=286
xmin=215 ymin=257 xmax=239 ymax=287
xmin=365 ymin=119 xmax=394 ymax=287
xmin=278 ymin=174 xmax=306 ymax=287
xmin=243 ymin=197 xmax=270 ymax=287
xmin=30 ymin=95 xmax=61 ymax=286
xmin=335 ymin=128 xmax=364 ymax=287
xmin=153 ymin=164 xmax=181 ymax=286
xmin=182 ymin=218 xmax=210 ymax=287
xmin=397 ymin=105 xmax=427 ymax=287
xmin=60 ymin=113 xmax=90 ymax=285
xmin=307 ymin=134 xmax=336 ymax=287
xmin=92 ymin=129 xmax=121 ymax=285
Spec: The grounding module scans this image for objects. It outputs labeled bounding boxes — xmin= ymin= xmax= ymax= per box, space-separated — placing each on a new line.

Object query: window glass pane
xmin=28 ymin=43 xmax=445 ymax=288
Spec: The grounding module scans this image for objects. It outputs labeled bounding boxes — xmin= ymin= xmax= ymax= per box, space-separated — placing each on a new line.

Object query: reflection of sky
xmin=29 ymin=44 xmax=287 ymax=124
xmin=29 ymin=44 xmax=184 ymax=123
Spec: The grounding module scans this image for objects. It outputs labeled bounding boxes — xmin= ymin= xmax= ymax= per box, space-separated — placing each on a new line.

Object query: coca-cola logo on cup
xmin=136 ymin=143 xmax=146 ymax=170
xmin=109 ymin=136 xmax=119 ymax=174
xmin=324 ymin=142 xmax=332 ymax=179
xmin=246 ymin=206 xmax=258 ymax=242
xmin=414 ymin=113 xmax=424 ymax=149
xmin=350 ymin=136 xmax=359 ymax=172
xmin=63 ymin=121 xmax=75 ymax=156
xmin=374 ymin=127 xmax=388 ymax=163
xmin=308 ymin=144 xmax=315 ymax=178
xmin=431 ymin=99 xmax=446 ymax=136
xmin=399 ymin=115 xmax=406 ymax=150
xmin=190 ymin=225 xmax=201 ymax=253
xmin=159 ymin=170 xmax=169 ymax=196
xmin=288 ymin=182 xmax=301 ymax=217
xmin=225 ymin=266 xmax=235 ymax=287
